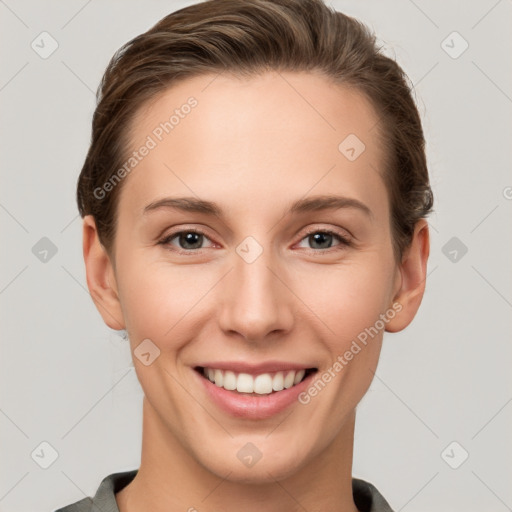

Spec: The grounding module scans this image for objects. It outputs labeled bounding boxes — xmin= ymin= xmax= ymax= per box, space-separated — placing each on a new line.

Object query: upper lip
xmin=195 ymin=361 xmax=317 ymax=375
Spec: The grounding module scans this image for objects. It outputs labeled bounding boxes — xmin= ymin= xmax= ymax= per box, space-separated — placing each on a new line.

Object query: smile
xmin=197 ymin=366 xmax=317 ymax=395
xmin=192 ymin=363 xmax=318 ymax=419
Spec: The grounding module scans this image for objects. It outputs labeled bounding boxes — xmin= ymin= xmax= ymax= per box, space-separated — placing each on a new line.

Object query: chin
xmin=192 ymin=436 xmax=311 ymax=484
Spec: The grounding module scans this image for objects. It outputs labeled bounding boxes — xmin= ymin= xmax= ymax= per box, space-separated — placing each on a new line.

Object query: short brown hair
xmin=77 ymin=0 xmax=433 ymax=262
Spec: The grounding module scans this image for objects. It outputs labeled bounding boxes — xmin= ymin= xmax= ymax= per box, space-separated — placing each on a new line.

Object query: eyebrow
xmin=143 ymin=194 xmax=373 ymax=220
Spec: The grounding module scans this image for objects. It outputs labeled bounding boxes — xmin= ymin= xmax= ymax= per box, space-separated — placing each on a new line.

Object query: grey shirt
xmin=54 ymin=469 xmax=395 ymax=512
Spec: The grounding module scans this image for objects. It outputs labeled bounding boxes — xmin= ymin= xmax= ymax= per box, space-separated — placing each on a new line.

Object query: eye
xmin=296 ymin=229 xmax=352 ymax=251
xmin=158 ymin=227 xmax=352 ymax=254
xmin=158 ymin=229 xmax=214 ymax=252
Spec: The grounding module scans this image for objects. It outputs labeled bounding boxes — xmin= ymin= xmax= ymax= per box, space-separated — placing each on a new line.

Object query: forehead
xmin=120 ymin=70 xmax=387 ymax=218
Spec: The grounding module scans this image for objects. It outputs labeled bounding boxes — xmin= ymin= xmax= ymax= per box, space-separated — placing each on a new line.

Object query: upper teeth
xmin=202 ymin=368 xmax=307 ymax=394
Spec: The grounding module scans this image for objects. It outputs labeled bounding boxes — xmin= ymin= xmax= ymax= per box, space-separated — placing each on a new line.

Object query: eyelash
xmin=158 ymin=227 xmax=352 ymax=255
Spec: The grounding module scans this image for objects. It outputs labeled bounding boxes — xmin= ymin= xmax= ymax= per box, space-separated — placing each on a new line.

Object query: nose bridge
xmin=218 ymin=239 xmax=293 ymax=341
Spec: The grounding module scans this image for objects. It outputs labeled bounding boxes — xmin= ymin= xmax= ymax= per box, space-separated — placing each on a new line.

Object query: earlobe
xmin=385 ymin=219 xmax=430 ymax=333
xmin=82 ymin=215 xmax=125 ymax=330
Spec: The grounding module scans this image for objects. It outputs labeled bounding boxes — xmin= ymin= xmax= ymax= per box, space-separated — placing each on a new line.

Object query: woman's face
xmin=99 ymin=71 xmax=407 ymax=481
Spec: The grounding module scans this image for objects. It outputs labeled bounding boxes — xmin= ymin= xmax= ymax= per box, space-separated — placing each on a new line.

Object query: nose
xmin=217 ymin=246 xmax=294 ymax=343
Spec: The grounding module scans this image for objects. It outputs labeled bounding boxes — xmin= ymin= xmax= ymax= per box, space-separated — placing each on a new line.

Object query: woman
xmin=56 ymin=0 xmax=433 ymax=510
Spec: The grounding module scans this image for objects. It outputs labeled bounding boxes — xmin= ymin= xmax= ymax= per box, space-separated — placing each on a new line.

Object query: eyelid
xmin=299 ymin=224 xmax=352 ymax=240
xmin=158 ymin=224 xmax=215 ymax=241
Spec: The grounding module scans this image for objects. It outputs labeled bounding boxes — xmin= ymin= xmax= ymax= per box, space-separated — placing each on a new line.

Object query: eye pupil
xmin=180 ymin=232 xmax=202 ymax=249
xmin=310 ymin=232 xmax=333 ymax=249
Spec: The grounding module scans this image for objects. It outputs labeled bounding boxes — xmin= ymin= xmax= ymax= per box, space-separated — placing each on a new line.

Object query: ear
xmin=82 ymin=215 xmax=125 ymax=330
xmin=385 ymin=218 xmax=430 ymax=333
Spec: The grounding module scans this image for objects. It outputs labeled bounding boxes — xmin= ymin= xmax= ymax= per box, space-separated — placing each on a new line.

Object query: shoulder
xmin=352 ymin=477 xmax=395 ymax=512
xmin=53 ymin=469 xmax=138 ymax=512
xmin=53 ymin=497 xmax=93 ymax=512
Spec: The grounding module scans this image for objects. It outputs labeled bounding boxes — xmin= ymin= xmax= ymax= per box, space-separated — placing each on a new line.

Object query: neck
xmin=116 ymin=397 xmax=359 ymax=512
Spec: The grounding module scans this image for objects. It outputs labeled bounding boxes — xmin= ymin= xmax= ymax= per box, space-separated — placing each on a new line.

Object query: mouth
xmin=194 ymin=366 xmax=318 ymax=396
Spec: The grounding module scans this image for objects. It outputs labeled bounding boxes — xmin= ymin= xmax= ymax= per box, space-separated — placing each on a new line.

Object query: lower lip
xmin=194 ymin=369 xmax=316 ymax=420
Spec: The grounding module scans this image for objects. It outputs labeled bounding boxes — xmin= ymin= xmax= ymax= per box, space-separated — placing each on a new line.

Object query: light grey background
xmin=1 ymin=1 xmax=511 ymax=511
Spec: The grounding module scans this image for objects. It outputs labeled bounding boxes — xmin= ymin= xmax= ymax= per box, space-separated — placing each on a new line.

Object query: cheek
xmin=292 ymin=260 xmax=393 ymax=344
xmin=116 ymin=242 xmax=395 ymax=351
xmin=116 ymin=257 xmax=194 ymax=342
